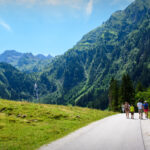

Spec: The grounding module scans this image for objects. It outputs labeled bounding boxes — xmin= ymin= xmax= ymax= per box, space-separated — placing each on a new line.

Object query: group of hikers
xmin=121 ymin=100 xmax=149 ymax=119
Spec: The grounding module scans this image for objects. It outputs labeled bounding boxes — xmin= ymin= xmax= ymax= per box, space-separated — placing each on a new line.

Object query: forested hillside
xmin=0 ymin=62 xmax=55 ymax=102
xmin=37 ymin=0 xmax=150 ymax=109
xmin=0 ymin=63 xmax=34 ymax=100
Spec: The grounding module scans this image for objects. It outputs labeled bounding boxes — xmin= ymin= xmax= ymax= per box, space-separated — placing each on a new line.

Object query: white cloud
xmin=0 ymin=0 xmax=95 ymax=17
xmin=0 ymin=19 xmax=12 ymax=32
xmin=86 ymin=0 xmax=93 ymax=16
xmin=45 ymin=0 xmax=62 ymax=6
xmin=44 ymin=0 xmax=84 ymax=8
xmin=16 ymin=0 xmax=36 ymax=6
xmin=0 ymin=0 xmax=85 ymax=9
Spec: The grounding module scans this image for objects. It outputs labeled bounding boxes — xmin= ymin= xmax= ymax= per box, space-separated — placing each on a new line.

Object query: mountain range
xmin=0 ymin=50 xmax=53 ymax=73
xmin=0 ymin=0 xmax=150 ymax=109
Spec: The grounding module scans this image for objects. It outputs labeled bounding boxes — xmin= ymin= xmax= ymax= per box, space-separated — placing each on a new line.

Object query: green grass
xmin=0 ymin=99 xmax=116 ymax=150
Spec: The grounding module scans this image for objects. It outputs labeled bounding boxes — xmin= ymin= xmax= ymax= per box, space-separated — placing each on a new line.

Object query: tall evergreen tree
xmin=108 ymin=77 xmax=114 ymax=110
xmin=120 ymin=74 xmax=134 ymax=104
xmin=109 ymin=77 xmax=119 ymax=111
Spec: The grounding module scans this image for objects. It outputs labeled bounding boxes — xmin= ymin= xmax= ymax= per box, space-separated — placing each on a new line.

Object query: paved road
xmin=39 ymin=113 xmax=150 ymax=150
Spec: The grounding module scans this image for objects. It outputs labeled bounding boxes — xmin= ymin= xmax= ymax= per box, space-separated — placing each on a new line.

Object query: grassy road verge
xmin=0 ymin=99 xmax=116 ymax=150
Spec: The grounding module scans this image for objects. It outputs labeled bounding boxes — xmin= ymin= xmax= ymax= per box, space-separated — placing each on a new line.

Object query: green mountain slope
xmin=38 ymin=0 xmax=150 ymax=109
xmin=0 ymin=50 xmax=53 ymax=73
xmin=0 ymin=63 xmax=35 ymax=100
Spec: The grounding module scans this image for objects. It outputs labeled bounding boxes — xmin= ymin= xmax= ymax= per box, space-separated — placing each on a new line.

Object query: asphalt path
xmin=39 ymin=113 xmax=150 ymax=150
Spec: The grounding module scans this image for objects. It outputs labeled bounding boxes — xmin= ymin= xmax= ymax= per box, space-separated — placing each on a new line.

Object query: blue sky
xmin=0 ymin=0 xmax=134 ymax=56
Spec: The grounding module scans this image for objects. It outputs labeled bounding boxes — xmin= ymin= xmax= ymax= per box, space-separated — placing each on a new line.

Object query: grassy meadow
xmin=0 ymin=99 xmax=116 ymax=150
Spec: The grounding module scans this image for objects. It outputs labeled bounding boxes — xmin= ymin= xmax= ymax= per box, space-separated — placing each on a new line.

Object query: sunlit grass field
xmin=0 ymin=99 xmax=116 ymax=150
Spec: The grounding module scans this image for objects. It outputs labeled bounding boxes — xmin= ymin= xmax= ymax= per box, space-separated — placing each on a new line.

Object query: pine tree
xmin=108 ymin=78 xmax=119 ymax=111
xmin=108 ymin=77 xmax=114 ymax=110
xmin=120 ymin=74 xmax=134 ymax=104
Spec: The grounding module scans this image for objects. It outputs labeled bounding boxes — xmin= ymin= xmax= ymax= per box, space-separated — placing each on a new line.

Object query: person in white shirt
xmin=121 ymin=104 xmax=125 ymax=113
xmin=137 ymin=100 xmax=143 ymax=119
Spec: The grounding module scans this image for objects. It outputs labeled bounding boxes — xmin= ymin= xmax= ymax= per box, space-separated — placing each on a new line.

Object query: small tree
xmin=136 ymin=82 xmax=144 ymax=93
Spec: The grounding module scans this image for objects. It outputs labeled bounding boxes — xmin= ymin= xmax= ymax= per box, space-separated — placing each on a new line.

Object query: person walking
xmin=143 ymin=101 xmax=149 ymax=119
xmin=124 ymin=102 xmax=130 ymax=119
xmin=137 ymin=100 xmax=143 ymax=119
xmin=121 ymin=104 xmax=125 ymax=113
xmin=130 ymin=104 xmax=135 ymax=119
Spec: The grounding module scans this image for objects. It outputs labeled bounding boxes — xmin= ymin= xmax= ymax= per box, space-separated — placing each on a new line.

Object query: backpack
xmin=144 ymin=103 xmax=148 ymax=109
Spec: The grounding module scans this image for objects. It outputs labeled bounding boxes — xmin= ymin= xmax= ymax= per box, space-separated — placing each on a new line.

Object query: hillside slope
xmin=38 ymin=0 xmax=150 ymax=109
xmin=0 ymin=63 xmax=35 ymax=100
xmin=0 ymin=99 xmax=115 ymax=150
